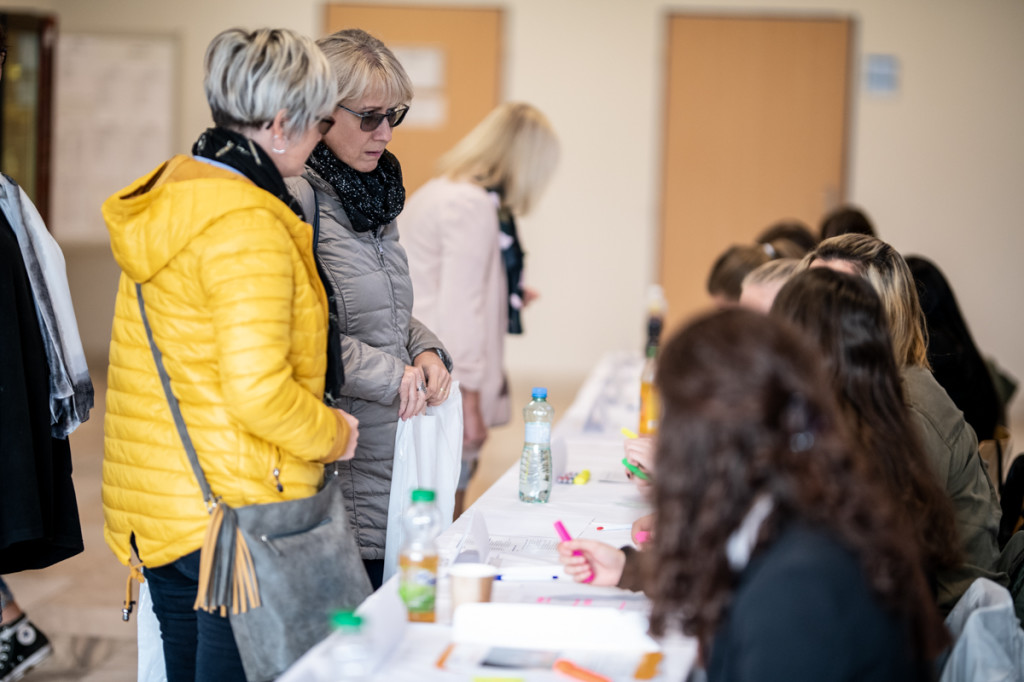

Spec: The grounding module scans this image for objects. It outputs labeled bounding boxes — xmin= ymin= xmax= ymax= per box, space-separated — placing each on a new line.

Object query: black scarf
xmin=305 ymin=142 xmax=405 ymax=233
xmin=192 ymin=127 xmax=305 ymax=220
xmin=192 ymin=127 xmax=347 ymax=398
xmin=492 ymin=191 xmax=526 ymax=335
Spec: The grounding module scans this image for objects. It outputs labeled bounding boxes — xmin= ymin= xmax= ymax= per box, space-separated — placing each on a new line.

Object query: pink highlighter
xmin=554 ymin=520 xmax=594 ymax=583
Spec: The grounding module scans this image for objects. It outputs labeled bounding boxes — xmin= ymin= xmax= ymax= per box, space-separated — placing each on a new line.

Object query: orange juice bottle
xmin=398 ymin=489 xmax=440 ymax=622
xmin=638 ymin=285 xmax=665 ymax=436
xmin=638 ymin=345 xmax=660 ymax=436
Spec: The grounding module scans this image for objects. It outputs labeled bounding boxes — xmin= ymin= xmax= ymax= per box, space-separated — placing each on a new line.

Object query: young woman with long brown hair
xmin=771 ymin=267 xmax=961 ymax=585
xmin=559 ymin=309 xmax=947 ymax=680
xmin=808 ymin=234 xmax=1006 ymax=613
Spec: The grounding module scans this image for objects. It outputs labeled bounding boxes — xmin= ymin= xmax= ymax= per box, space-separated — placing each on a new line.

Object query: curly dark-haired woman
xmin=559 ymin=309 xmax=946 ymax=681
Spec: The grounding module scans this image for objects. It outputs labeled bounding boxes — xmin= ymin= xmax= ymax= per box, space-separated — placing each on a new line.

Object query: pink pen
xmin=554 ymin=520 xmax=594 ymax=583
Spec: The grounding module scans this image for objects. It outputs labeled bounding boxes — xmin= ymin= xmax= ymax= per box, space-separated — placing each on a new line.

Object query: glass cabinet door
xmin=0 ymin=13 xmax=56 ymax=222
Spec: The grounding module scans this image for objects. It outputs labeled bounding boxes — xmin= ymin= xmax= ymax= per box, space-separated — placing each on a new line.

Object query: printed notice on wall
xmin=51 ymin=34 xmax=175 ymax=242
xmin=390 ymin=45 xmax=447 ymax=129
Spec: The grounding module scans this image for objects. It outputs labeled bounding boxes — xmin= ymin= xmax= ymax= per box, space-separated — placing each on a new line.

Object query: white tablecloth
xmin=280 ymin=351 xmax=697 ymax=681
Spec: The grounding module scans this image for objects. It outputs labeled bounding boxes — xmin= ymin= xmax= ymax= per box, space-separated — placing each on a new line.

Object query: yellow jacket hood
xmin=103 ymin=155 xmax=298 ymax=283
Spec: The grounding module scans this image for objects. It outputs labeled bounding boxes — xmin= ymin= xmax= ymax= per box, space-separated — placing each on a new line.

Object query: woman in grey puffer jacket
xmin=289 ymin=29 xmax=452 ymax=589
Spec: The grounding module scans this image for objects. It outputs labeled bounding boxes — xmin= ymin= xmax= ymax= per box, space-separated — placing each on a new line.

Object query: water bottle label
xmin=524 ymin=422 xmax=550 ymax=444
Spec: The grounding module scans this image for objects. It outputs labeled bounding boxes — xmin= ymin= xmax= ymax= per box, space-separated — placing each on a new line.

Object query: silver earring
xmin=271 ymin=135 xmax=287 ymax=155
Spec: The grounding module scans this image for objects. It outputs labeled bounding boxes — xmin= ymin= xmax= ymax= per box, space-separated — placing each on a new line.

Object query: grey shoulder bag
xmin=136 ymin=282 xmax=372 ymax=682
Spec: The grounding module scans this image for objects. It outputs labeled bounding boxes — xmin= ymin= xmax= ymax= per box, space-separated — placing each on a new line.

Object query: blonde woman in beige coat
xmin=401 ymin=103 xmax=559 ymax=516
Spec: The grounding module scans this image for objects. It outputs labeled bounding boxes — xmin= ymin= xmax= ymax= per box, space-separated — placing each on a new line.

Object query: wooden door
xmin=659 ymin=15 xmax=851 ymax=331
xmin=324 ymin=5 xmax=502 ymax=194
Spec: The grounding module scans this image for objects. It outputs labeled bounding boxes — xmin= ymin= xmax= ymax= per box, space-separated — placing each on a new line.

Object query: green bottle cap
xmin=330 ymin=610 xmax=363 ymax=629
xmin=411 ymin=489 xmax=436 ymax=502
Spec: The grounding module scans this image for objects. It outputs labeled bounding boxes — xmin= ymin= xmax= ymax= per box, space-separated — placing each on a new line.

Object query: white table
xmin=281 ymin=351 xmax=697 ymax=681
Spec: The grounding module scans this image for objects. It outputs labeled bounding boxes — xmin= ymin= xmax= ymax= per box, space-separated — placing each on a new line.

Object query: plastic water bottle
xmin=327 ymin=610 xmax=370 ymax=681
xmin=519 ymin=387 xmax=554 ymax=503
xmin=398 ymin=489 xmax=441 ymax=622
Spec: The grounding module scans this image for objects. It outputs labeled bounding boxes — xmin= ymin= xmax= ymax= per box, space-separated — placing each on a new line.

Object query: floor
xmin=4 ymin=372 xmax=581 ymax=680
xmin=4 ymin=373 xmax=137 ymax=681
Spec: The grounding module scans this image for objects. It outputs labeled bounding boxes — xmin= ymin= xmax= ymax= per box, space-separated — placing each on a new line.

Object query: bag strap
xmin=136 ymin=282 xmax=261 ymax=616
xmin=135 ymin=282 xmax=216 ymax=507
xmin=312 ymin=189 xmax=320 ymax=250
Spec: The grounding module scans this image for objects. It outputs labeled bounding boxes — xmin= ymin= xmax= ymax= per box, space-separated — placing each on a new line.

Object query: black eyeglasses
xmin=317 ymin=117 xmax=335 ymax=135
xmin=337 ymin=104 xmax=409 ymax=132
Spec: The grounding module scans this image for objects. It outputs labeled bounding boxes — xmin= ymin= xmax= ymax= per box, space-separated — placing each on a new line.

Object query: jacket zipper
xmin=373 ymin=228 xmax=386 ymax=267
xmin=259 ymin=518 xmax=332 ymax=555
xmin=373 ymin=227 xmax=402 ymax=342
xmin=271 ymin=451 xmax=284 ymax=492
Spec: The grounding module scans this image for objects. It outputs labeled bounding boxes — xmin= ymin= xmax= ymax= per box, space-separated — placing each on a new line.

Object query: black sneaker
xmin=0 ymin=616 xmax=52 ymax=682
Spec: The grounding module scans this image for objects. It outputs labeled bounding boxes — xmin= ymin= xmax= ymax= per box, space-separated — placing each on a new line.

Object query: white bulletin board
xmin=51 ymin=33 xmax=176 ymax=243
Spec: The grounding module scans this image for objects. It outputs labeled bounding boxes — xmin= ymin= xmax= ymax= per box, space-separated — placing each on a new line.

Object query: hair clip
xmin=790 ymin=430 xmax=814 ymax=452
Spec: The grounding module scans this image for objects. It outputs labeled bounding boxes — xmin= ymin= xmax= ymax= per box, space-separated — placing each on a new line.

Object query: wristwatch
xmin=433 ymin=347 xmax=453 ymax=372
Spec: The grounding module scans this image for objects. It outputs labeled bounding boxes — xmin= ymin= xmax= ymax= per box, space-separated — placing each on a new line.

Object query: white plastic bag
xmin=382 ymin=382 xmax=463 ymax=582
xmin=137 ymin=579 xmax=168 ymax=682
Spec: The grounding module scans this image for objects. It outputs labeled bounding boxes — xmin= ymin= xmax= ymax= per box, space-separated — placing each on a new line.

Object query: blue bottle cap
xmin=532 ymin=387 xmax=547 ymax=399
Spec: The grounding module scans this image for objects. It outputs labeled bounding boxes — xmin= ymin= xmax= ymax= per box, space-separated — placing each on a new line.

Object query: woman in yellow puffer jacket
xmin=101 ymin=28 xmax=356 ymax=681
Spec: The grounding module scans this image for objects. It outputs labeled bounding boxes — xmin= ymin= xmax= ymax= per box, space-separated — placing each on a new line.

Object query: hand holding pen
xmin=620 ymin=427 xmax=654 ymax=487
xmin=556 ymin=537 xmax=627 ymax=587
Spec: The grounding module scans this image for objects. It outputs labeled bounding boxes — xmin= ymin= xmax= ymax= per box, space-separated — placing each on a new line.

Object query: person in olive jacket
xmin=102 ymin=29 xmax=357 ymax=681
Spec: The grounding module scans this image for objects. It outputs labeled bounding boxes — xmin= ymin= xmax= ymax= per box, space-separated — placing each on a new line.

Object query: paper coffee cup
xmin=448 ymin=563 xmax=497 ymax=614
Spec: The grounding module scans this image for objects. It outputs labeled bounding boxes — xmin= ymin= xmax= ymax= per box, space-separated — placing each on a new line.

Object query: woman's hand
xmin=461 ymin=389 xmax=488 ymax=450
xmin=631 ymin=513 xmax=655 ymax=547
xmin=333 ymin=409 xmax=359 ymax=461
xmin=557 ymin=539 xmax=627 ymax=586
xmin=413 ymin=350 xmax=452 ymax=406
xmin=623 ymin=436 xmax=655 ymax=490
xmin=398 ymin=365 xmax=428 ymax=421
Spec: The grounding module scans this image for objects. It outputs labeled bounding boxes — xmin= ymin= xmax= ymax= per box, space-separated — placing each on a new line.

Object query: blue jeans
xmin=144 ymin=550 xmax=246 ymax=682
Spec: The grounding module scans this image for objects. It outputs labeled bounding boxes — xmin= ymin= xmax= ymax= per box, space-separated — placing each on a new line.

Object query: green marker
xmin=621 ymin=457 xmax=651 ymax=481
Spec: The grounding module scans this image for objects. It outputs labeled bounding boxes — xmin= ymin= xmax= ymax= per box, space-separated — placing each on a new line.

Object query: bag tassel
xmin=122 ymin=561 xmax=145 ymax=621
xmin=193 ymin=502 xmax=261 ymax=616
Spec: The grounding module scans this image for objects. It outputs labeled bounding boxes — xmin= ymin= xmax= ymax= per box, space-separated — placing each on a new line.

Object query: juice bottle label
xmin=399 ymin=554 xmax=438 ymax=622
xmin=639 ymin=380 xmax=660 ymax=436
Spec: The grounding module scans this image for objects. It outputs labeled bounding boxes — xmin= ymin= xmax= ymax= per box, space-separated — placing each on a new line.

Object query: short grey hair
xmin=316 ymin=29 xmax=413 ymax=108
xmin=204 ymin=28 xmax=337 ymax=138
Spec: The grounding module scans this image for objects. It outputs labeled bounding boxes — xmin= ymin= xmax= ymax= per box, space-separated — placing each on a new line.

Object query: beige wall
xmin=4 ymin=0 xmax=1022 ymax=424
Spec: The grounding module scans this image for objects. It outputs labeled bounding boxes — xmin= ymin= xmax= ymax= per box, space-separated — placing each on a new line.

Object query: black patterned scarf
xmin=192 ymin=127 xmax=305 ymax=220
xmin=491 ymin=190 xmax=526 ymax=335
xmin=305 ymin=142 xmax=405 ymax=233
